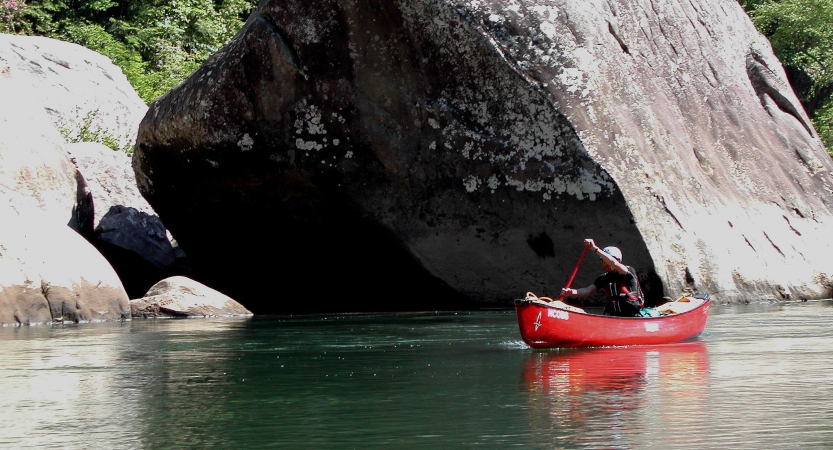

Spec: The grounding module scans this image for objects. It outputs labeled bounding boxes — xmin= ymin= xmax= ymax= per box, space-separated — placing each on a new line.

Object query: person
xmin=560 ymin=239 xmax=644 ymax=317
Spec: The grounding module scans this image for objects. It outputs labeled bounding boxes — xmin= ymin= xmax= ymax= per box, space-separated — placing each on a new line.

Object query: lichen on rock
xmin=134 ymin=0 xmax=833 ymax=310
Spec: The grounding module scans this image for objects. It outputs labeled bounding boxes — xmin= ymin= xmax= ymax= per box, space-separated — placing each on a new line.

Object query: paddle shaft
xmin=558 ymin=245 xmax=589 ymax=301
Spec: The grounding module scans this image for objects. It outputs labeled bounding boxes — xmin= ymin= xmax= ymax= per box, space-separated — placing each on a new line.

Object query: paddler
xmin=559 ymin=238 xmax=645 ymax=317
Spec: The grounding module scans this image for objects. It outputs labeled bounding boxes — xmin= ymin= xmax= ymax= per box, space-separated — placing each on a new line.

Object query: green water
xmin=2 ymin=301 xmax=833 ymax=449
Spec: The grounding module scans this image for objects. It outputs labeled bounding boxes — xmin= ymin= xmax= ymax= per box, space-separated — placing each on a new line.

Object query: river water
xmin=1 ymin=300 xmax=832 ymax=449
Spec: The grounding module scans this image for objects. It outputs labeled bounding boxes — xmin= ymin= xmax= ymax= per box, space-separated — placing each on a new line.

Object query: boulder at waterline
xmin=95 ymin=205 xmax=188 ymax=299
xmin=130 ymin=276 xmax=253 ymax=318
xmin=0 ymin=205 xmax=130 ymax=325
xmin=134 ymin=0 xmax=833 ymax=312
xmin=1 ymin=37 xmax=134 ymax=325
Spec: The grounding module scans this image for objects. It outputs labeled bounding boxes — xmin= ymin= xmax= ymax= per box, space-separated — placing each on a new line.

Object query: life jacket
xmin=614 ymin=266 xmax=644 ymax=306
xmin=617 ymin=284 xmax=643 ymax=306
xmin=629 ymin=266 xmax=646 ymax=305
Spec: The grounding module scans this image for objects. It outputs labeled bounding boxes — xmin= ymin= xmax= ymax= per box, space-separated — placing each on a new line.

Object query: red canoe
xmin=515 ymin=294 xmax=711 ymax=348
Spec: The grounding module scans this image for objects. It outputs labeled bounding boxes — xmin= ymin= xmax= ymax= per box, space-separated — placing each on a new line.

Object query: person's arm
xmin=585 ymin=238 xmax=628 ymax=274
xmin=561 ymin=284 xmax=598 ymax=298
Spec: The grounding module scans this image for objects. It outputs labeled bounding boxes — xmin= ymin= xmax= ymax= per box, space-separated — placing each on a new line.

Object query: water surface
xmin=1 ymin=300 xmax=832 ymax=449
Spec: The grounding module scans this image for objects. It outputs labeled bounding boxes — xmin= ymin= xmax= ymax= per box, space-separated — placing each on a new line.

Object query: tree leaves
xmin=13 ymin=0 xmax=256 ymax=104
xmin=743 ymin=0 xmax=833 ymax=153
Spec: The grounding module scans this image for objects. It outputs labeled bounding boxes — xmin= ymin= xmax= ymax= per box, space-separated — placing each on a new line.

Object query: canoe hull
xmin=514 ymin=298 xmax=710 ymax=348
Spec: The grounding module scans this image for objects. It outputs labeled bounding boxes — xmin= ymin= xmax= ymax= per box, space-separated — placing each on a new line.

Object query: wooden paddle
xmin=557 ymin=245 xmax=589 ymax=301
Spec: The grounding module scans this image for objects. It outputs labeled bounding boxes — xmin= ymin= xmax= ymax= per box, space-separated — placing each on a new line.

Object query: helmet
xmin=602 ymin=246 xmax=622 ymax=261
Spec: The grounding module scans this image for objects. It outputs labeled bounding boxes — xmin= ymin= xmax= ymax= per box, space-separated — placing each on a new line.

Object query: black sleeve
xmin=592 ymin=274 xmax=607 ymax=291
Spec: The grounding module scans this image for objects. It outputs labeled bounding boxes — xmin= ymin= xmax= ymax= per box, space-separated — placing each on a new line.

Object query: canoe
xmin=514 ymin=294 xmax=711 ymax=348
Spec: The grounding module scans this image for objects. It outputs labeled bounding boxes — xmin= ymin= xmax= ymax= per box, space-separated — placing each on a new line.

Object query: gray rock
xmin=0 ymin=34 xmax=147 ymax=150
xmin=130 ymin=276 xmax=253 ymax=318
xmin=95 ymin=205 xmax=186 ymax=299
xmin=68 ymin=142 xmax=189 ymax=298
xmin=0 ymin=61 xmax=77 ymax=224
xmin=0 ymin=206 xmax=130 ymax=325
xmin=134 ymin=0 xmax=833 ymax=311
xmin=0 ymin=37 xmax=133 ymax=325
xmin=96 ymin=205 xmax=176 ymax=270
xmin=67 ymin=142 xmax=156 ymax=228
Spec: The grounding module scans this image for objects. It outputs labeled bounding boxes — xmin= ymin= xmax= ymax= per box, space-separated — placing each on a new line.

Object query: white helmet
xmin=602 ymin=246 xmax=622 ymax=261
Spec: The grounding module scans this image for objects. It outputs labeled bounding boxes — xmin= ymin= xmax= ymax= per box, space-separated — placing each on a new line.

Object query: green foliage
xmin=0 ymin=0 xmax=27 ymax=33
xmin=58 ymin=108 xmax=132 ymax=153
xmin=750 ymin=0 xmax=833 ymax=96
xmin=13 ymin=0 xmax=256 ymax=104
xmin=813 ymin=101 xmax=833 ymax=152
xmin=738 ymin=0 xmax=771 ymax=11
xmin=60 ymin=23 xmax=151 ymax=96
xmin=742 ymin=0 xmax=833 ymax=155
xmin=105 ymin=0 xmax=254 ymax=101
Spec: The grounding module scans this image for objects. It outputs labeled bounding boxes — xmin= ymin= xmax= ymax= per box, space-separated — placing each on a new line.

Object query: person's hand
xmin=584 ymin=238 xmax=598 ymax=251
xmin=561 ymin=288 xmax=576 ymax=297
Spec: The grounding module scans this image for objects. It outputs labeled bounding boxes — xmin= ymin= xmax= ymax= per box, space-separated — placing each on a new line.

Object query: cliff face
xmin=134 ymin=0 xmax=833 ymax=312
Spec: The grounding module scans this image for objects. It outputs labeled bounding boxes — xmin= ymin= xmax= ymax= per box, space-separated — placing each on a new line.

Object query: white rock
xmin=0 ymin=34 xmax=147 ymax=150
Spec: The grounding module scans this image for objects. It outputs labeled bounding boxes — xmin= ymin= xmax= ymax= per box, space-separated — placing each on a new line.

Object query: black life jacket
xmin=617 ymin=266 xmax=644 ymax=306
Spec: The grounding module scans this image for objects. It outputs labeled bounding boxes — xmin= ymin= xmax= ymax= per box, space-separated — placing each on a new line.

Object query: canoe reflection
xmin=521 ymin=341 xmax=709 ymax=441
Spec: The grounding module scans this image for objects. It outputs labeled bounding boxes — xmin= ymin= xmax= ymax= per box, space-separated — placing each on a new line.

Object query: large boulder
xmin=0 ymin=59 xmax=77 ymax=225
xmin=68 ymin=142 xmax=189 ymax=298
xmin=0 ymin=36 xmax=132 ymax=325
xmin=67 ymin=142 xmax=157 ymax=227
xmin=0 ymin=205 xmax=131 ymax=325
xmin=0 ymin=33 xmax=147 ymax=150
xmin=130 ymin=276 xmax=253 ymax=318
xmin=94 ymin=204 xmax=188 ymax=299
xmin=134 ymin=0 xmax=833 ymax=312
xmin=2 ymin=34 xmax=185 ymax=303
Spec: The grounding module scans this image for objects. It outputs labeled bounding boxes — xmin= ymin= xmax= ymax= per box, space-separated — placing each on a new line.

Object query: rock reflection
xmin=0 ymin=323 xmax=142 ymax=449
xmin=521 ymin=341 xmax=709 ymax=446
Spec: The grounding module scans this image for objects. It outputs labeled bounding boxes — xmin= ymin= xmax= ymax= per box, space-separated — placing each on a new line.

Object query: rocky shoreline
xmin=2 ymin=0 xmax=833 ymax=326
xmin=0 ymin=35 xmax=249 ymax=326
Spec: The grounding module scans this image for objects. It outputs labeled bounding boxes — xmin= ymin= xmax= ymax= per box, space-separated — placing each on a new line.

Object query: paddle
xmin=557 ymin=245 xmax=589 ymax=301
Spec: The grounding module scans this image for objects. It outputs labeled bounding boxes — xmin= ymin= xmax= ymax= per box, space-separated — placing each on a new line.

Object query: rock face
xmin=68 ymin=142 xmax=189 ymax=298
xmin=0 ymin=67 xmax=77 ymax=225
xmin=0 ymin=36 xmax=135 ymax=325
xmin=0 ymin=208 xmax=131 ymax=325
xmin=130 ymin=276 xmax=253 ymax=318
xmin=0 ymin=34 xmax=148 ymax=150
xmin=134 ymin=0 xmax=833 ymax=312
xmin=94 ymin=204 xmax=187 ymax=299
xmin=67 ymin=142 xmax=157 ymax=226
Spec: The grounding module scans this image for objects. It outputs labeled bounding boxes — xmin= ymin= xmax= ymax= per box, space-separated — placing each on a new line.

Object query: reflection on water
xmin=1 ymin=302 xmax=833 ymax=449
xmin=522 ymin=342 xmax=709 ymax=448
xmin=0 ymin=322 xmax=139 ymax=449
